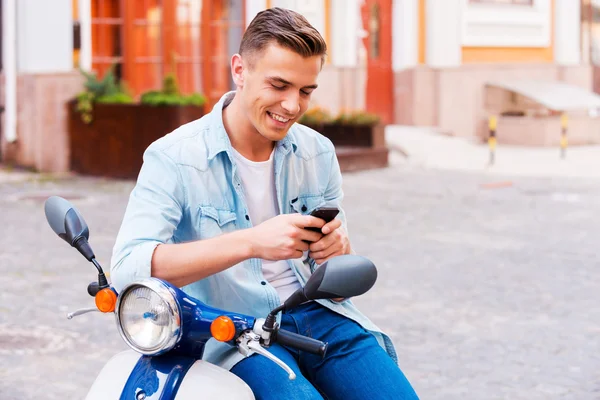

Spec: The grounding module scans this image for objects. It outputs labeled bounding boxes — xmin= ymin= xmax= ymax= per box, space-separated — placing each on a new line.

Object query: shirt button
xmin=245 ymin=215 xmax=250 ymax=221
xmin=261 ymin=281 xmax=267 ymax=285
xmin=301 ymin=205 xmax=307 ymax=212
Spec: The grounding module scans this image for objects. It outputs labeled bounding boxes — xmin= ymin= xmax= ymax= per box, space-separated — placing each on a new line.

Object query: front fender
xmin=85 ymin=350 xmax=141 ymax=400
xmin=177 ymin=359 xmax=254 ymax=399
xmin=84 ymin=350 xmax=254 ymax=399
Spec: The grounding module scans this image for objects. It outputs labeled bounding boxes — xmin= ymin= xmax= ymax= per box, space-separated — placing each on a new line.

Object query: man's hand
xmin=248 ymin=214 xmax=325 ymax=260
xmin=308 ymin=218 xmax=351 ymax=303
xmin=308 ymin=218 xmax=351 ymax=265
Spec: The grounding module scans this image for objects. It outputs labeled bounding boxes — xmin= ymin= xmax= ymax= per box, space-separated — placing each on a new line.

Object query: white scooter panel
xmin=85 ymin=350 xmax=141 ymax=400
xmin=85 ymin=350 xmax=254 ymax=399
xmin=177 ymin=358 xmax=254 ymax=399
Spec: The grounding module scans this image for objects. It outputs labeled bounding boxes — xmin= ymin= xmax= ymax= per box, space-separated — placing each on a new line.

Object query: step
xmin=335 ymin=146 xmax=389 ymax=173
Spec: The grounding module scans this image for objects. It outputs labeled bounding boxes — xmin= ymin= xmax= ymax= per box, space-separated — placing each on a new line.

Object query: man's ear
xmin=231 ymin=54 xmax=245 ymax=88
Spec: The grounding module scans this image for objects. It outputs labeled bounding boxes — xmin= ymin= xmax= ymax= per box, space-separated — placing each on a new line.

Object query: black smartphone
xmin=305 ymin=207 xmax=340 ymax=233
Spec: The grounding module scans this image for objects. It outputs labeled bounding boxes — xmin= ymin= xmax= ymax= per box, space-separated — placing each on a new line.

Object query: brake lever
xmin=67 ymin=307 xmax=99 ymax=319
xmin=248 ymin=340 xmax=296 ymax=380
xmin=237 ymin=331 xmax=296 ymax=380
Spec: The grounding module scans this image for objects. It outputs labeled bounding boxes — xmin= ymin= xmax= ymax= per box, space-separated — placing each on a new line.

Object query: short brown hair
xmin=239 ymin=7 xmax=327 ymax=66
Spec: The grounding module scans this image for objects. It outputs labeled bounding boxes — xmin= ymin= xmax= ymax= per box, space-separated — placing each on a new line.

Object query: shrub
xmin=298 ymin=106 xmax=333 ymax=125
xmin=299 ymin=106 xmax=381 ymax=127
xmin=75 ymin=66 xmax=133 ymax=123
xmin=140 ymin=73 xmax=207 ymax=107
xmin=332 ymin=109 xmax=381 ymax=126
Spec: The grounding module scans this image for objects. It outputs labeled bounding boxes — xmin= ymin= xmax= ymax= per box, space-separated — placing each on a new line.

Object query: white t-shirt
xmin=231 ymin=147 xmax=302 ymax=303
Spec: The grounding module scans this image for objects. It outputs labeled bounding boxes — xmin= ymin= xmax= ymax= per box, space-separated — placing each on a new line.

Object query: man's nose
xmin=281 ymin=94 xmax=300 ymax=115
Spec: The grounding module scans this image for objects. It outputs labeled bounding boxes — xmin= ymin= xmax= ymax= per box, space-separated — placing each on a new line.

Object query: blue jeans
xmin=231 ymin=301 xmax=419 ymax=400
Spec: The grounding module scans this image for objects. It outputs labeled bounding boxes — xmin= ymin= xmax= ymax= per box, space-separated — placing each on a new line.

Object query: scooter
xmin=44 ymin=196 xmax=378 ymax=399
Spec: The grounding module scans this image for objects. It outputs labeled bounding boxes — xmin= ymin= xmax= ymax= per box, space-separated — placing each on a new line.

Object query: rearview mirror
xmin=44 ymin=196 xmax=94 ymax=261
xmin=44 ymin=196 xmax=89 ymax=245
xmin=284 ymin=255 xmax=377 ymax=310
xmin=44 ymin=196 xmax=109 ymax=291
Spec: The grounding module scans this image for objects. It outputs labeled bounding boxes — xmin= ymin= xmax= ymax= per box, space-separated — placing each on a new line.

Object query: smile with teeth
xmin=267 ymin=111 xmax=291 ymax=123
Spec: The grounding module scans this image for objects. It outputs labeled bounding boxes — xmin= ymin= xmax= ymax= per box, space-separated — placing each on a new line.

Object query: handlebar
xmin=274 ymin=328 xmax=327 ymax=357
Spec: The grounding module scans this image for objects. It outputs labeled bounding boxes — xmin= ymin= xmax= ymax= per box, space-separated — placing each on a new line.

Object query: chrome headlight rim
xmin=115 ymin=278 xmax=182 ymax=356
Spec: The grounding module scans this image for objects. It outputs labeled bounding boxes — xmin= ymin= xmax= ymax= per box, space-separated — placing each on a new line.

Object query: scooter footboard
xmin=85 ymin=350 xmax=254 ymax=399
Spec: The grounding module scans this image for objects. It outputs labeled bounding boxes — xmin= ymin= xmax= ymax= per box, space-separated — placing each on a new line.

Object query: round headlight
xmin=115 ymin=278 xmax=182 ymax=355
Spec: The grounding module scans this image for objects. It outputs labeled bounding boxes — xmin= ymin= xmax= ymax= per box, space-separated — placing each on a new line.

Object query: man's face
xmin=237 ymin=43 xmax=322 ymax=142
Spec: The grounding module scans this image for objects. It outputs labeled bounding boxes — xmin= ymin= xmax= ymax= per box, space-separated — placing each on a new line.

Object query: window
xmin=0 ymin=1 xmax=3 ymax=72
xmin=469 ymin=0 xmax=533 ymax=5
xmin=173 ymin=0 xmax=204 ymax=94
xmin=463 ymin=0 xmax=549 ymax=47
xmin=91 ymin=0 xmax=124 ymax=81
xmin=201 ymin=0 xmax=245 ymax=103
xmin=368 ymin=3 xmax=381 ymax=59
xmin=128 ymin=0 xmax=164 ymax=95
xmin=88 ymin=0 xmax=245 ymax=101
xmin=126 ymin=0 xmax=244 ymax=98
xmin=72 ymin=0 xmax=81 ymax=68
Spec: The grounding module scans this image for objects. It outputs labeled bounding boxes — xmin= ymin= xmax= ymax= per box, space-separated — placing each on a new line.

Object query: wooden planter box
xmin=304 ymin=122 xmax=385 ymax=148
xmin=68 ymin=101 xmax=206 ymax=179
xmin=303 ymin=122 xmax=389 ymax=172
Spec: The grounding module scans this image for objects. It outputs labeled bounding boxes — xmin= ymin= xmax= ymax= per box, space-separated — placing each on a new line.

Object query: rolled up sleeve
xmin=110 ymin=146 xmax=185 ymax=293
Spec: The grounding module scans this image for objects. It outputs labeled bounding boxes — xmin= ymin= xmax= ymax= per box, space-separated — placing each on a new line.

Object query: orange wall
xmin=418 ymin=0 xmax=425 ymax=64
xmin=462 ymin=47 xmax=554 ymax=64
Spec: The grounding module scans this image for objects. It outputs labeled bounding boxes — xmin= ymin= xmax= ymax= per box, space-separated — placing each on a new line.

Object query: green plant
xmin=140 ymin=73 xmax=207 ymax=107
xmin=96 ymin=92 xmax=135 ymax=104
xmin=299 ymin=107 xmax=381 ymax=127
xmin=162 ymin=73 xmax=179 ymax=96
xmin=332 ymin=109 xmax=381 ymax=126
xmin=76 ymin=90 xmax=95 ymax=124
xmin=298 ymin=106 xmax=333 ymax=126
xmin=75 ymin=66 xmax=133 ymax=123
xmin=80 ymin=66 xmax=120 ymax=98
xmin=183 ymin=93 xmax=207 ymax=106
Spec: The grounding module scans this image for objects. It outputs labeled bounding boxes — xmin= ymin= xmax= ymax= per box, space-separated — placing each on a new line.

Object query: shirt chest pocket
xmin=198 ymin=206 xmax=237 ymax=238
xmin=290 ymin=194 xmax=326 ymax=215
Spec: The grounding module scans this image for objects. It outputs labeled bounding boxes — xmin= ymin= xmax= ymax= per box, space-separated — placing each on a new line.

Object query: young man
xmin=111 ymin=7 xmax=418 ymax=400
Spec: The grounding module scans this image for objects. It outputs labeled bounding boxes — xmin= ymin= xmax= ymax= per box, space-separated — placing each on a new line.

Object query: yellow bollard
xmin=488 ymin=116 xmax=497 ymax=165
xmin=560 ymin=113 xmax=568 ymax=159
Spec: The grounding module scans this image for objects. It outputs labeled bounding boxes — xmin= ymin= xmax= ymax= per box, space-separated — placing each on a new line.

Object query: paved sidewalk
xmin=2 ymin=138 xmax=600 ymax=399
xmin=385 ymin=125 xmax=600 ymax=179
xmin=0 ymin=167 xmax=38 ymax=184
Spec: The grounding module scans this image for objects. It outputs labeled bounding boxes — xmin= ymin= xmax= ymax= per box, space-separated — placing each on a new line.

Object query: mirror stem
xmin=91 ymin=258 xmax=103 ymax=274
xmin=270 ymin=304 xmax=285 ymax=317
xmin=91 ymin=258 xmax=110 ymax=289
xmin=74 ymin=237 xmax=95 ymax=262
xmin=262 ymin=304 xmax=286 ymax=335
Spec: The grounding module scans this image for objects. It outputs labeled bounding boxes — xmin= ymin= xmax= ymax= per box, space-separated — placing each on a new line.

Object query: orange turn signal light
xmin=95 ymin=288 xmax=117 ymax=313
xmin=210 ymin=316 xmax=236 ymax=342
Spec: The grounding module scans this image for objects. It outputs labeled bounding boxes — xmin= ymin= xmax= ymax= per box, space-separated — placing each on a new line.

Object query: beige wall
xmin=497 ymin=114 xmax=600 ymax=146
xmin=311 ymin=64 xmax=366 ymax=115
xmin=394 ymin=67 xmax=438 ymax=127
xmin=1 ymin=72 xmax=83 ymax=172
xmin=394 ymin=63 xmax=594 ymax=140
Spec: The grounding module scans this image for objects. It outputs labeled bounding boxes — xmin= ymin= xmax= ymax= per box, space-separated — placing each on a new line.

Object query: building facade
xmin=0 ymin=0 xmax=596 ymax=172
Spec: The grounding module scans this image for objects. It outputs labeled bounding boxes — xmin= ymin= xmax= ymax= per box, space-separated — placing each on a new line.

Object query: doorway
xmin=360 ymin=0 xmax=394 ymax=124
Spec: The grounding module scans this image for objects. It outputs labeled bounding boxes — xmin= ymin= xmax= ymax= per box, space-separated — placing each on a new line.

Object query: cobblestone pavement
xmin=1 ymin=164 xmax=599 ymax=399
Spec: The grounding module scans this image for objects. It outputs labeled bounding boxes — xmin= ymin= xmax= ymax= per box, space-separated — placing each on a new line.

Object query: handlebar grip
xmin=275 ymin=329 xmax=327 ymax=357
xmin=87 ymin=282 xmax=100 ymax=297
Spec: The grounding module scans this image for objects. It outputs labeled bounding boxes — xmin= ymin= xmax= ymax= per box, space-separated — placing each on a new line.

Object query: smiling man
xmin=111 ymin=7 xmax=418 ymax=400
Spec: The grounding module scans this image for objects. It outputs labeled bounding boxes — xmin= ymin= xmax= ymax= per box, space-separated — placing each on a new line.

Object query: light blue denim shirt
xmin=110 ymin=91 xmax=398 ymax=370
